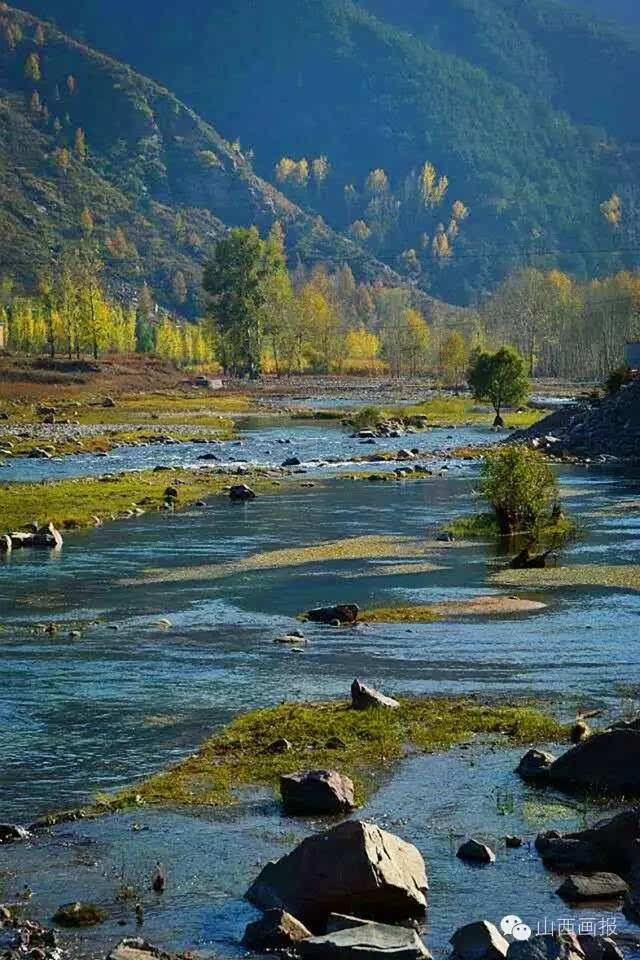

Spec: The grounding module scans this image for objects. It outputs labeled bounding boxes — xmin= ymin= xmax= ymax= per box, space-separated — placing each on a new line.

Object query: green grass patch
xmin=491 ymin=564 xmax=640 ymax=592
xmin=108 ymin=696 xmax=568 ymax=809
xmin=360 ymin=606 xmax=441 ymax=623
xmin=390 ymin=396 xmax=547 ymax=428
xmin=0 ymin=467 xmax=279 ymax=532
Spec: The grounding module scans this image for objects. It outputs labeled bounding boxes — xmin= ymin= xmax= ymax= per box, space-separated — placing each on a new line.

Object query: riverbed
xmin=1 ymin=418 xmax=640 ymax=958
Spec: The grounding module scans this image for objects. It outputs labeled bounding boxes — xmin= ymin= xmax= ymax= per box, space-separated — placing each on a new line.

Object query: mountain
xmin=0 ymin=4 xmax=402 ymax=314
xmin=19 ymin=0 xmax=640 ymax=306
xmin=562 ymin=1 xmax=640 ymax=28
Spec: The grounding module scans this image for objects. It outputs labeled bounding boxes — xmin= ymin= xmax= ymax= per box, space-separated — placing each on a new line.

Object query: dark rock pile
xmin=511 ymin=380 xmax=640 ymax=459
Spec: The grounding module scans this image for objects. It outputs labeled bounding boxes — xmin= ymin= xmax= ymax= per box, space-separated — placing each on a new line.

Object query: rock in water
xmin=246 ymin=820 xmax=428 ymax=928
xmin=280 ymin=770 xmax=356 ymax=815
xmin=516 ymin=749 xmax=556 ymax=783
xmin=507 ymin=933 xmax=585 ymax=960
xmin=450 ymin=921 xmax=509 ymax=960
xmin=108 ymin=940 xmax=178 ymax=960
xmin=33 ymin=522 xmax=63 ymax=548
xmin=242 ymin=909 xmax=312 ymax=951
xmin=536 ymin=808 xmax=640 ymax=873
xmin=456 ymin=839 xmax=496 ymax=864
xmin=52 ymin=902 xmax=106 ymax=927
xmin=351 ymin=679 xmax=399 ymax=710
xmin=0 ymin=535 xmax=11 ymax=553
xmin=307 ymin=604 xmax=359 ymax=624
xmin=301 ymin=921 xmax=431 ymax=959
xmin=0 ymin=823 xmax=29 ymax=843
xmin=557 ymin=873 xmax=628 ymax=901
xmin=229 ymin=484 xmax=256 ymax=501
xmin=545 ymin=729 xmax=640 ymax=794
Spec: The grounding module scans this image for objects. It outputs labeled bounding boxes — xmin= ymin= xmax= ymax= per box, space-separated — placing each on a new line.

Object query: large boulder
xmin=242 ymin=909 xmax=311 ymax=951
xmin=107 ymin=940 xmax=177 ymax=960
xmin=456 ymin=840 xmax=495 ymax=864
xmin=507 ymin=933 xmax=584 ymax=960
xmin=0 ymin=823 xmax=29 ymax=843
xmin=301 ymin=920 xmax=431 ymax=959
xmin=536 ymin=808 xmax=640 ymax=873
xmin=307 ymin=605 xmax=360 ymax=625
xmin=229 ymin=484 xmax=256 ymax=501
xmin=280 ymin=770 xmax=356 ymax=815
xmin=557 ymin=872 xmax=628 ymax=901
xmin=545 ymin=730 xmax=640 ymax=794
xmin=450 ymin=921 xmax=508 ymax=960
xmin=33 ymin=522 xmax=63 ymax=549
xmin=53 ymin=902 xmax=106 ymax=927
xmin=516 ymin=749 xmax=556 ymax=783
xmin=246 ymin=820 xmax=428 ymax=929
xmin=351 ymin=679 xmax=399 ymax=711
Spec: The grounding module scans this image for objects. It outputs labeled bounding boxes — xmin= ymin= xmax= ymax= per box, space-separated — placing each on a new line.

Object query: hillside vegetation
xmin=0 ymin=4 xmax=401 ymax=312
xmin=19 ymin=0 xmax=640 ymax=305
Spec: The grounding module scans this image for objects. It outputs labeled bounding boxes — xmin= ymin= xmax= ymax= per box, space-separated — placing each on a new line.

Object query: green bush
xmin=481 ymin=446 xmax=557 ymax=535
xmin=351 ymin=405 xmax=383 ymax=431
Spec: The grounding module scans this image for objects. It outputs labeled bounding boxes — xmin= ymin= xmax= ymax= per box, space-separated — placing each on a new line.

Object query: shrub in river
xmin=480 ymin=446 xmax=557 ymax=535
xmin=350 ymin=405 xmax=383 ymax=431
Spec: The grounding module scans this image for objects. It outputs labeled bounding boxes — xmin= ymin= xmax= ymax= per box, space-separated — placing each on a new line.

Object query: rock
xmin=242 ymin=909 xmax=312 ymax=951
xmin=396 ymin=449 xmax=416 ymax=460
xmin=103 ymin=397 xmax=116 ymax=408
xmin=351 ymin=679 xmax=399 ymax=710
xmin=280 ymin=770 xmax=356 ymax=815
xmin=267 ymin=737 xmax=292 ymax=754
xmin=570 ymin=721 xmax=590 ymax=743
xmin=197 ymin=453 xmax=218 ymax=461
xmin=33 ymin=522 xmax=63 ymax=548
xmin=577 ymin=937 xmax=623 ymax=960
xmin=307 ymin=604 xmax=360 ymax=625
xmin=505 ymin=836 xmax=523 ymax=848
xmin=516 ymin=748 xmax=556 ymax=782
xmin=229 ymin=484 xmax=256 ymax=501
xmin=107 ymin=939 xmax=175 ymax=960
xmin=301 ymin=921 xmax=431 ymax=959
xmin=557 ymin=873 xmax=628 ymax=901
xmin=246 ymin=820 xmax=428 ymax=928
xmin=53 ymin=902 xmax=106 ymax=927
xmin=275 ymin=634 xmax=306 ymax=644
xmin=450 ymin=921 xmax=509 ymax=960
xmin=507 ymin=933 xmax=584 ymax=960
xmin=0 ymin=535 xmax=11 ymax=553
xmin=457 ymin=839 xmax=496 ymax=864
xmin=163 ymin=486 xmax=178 ymax=501
xmin=0 ymin=823 xmax=29 ymax=843
xmin=536 ymin=808 xmax=640 ymax=873
xmin=545 ymin=730 xmax=640 ymax=794
xmin=282 ymin=456 xmax=302 ymax=467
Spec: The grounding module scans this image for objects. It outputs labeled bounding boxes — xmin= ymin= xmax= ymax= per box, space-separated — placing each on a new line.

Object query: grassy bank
xmin=390 ymin=396 xmax=546 ymax=428
xmin=107 ymin=696 xmax=568 ymax=810
xmin=0 ymin=467 xmax=280 ymax=532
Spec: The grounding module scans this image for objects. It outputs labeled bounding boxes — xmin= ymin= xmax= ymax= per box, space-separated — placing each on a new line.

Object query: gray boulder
xmin=536 ymin=808 xmax=640 ymax=873
xmin=280 ymin=770 xmax=356 ymax=815
xmin=546 ymin=729 xmax=640 ymax=794
xmin=577 ymin=937 xmax=623 ymax=960
xmin=229 ymin=484 xmax=256 ymax=501
xmin=516 ymin=749 xmax=556 ymax=783
xmin=301 ymin=921 xmax=431 ymax=959
xmin=307 ymin=605 xmax=360 ymax=625
xmin=450 ymin=921 xmax=508 ymax=960
xmin=33 ymin=522 xmax=63 ymax=549
xmin=107 ymin=940 xmax=176 ymax=960
xmin=351 ymin=679 xmax=399 ymax=710
xmin=557 ymin=873 xmax=628 ymax=901
xmin=53 ymin=902 xmax=106 ymax=927
xmin=246 ymin=820 xmax=428 ymax=929
xmin=242 ymin=909 xmax=311 ymax=951
xmin=0 ymin=535 xmax=11 ymax=554
xmin=457 ymin=840 xmax=496 ymax=864
xmin=507 ymin=934 xmax=584 ymax=960
xmin=0 ymin=823 xmax=29 ymax=843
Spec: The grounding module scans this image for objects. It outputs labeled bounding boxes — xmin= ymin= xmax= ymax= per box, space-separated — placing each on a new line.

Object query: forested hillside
xmin=18 ymin=0 xmax=640 ymax=305
xmin=563 ymin=0 xmax=640 ymax=28
xmin=0 ymin=4 xmax=401 ymax=314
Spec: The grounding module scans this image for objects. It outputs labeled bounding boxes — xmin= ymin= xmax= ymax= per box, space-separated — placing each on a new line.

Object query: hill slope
xmin=0 ymin=4 xmax=401 ymax=313
xmin=18 ymin=0 xmax=640 ymax=304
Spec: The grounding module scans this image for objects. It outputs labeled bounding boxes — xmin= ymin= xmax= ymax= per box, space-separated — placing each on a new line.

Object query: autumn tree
xmin=439 ymin=331 xmax=467 ymax=386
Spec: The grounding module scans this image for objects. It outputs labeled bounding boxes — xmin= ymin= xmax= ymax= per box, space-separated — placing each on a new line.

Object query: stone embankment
xmin=511 ymin=379 xmax=640 ymax=459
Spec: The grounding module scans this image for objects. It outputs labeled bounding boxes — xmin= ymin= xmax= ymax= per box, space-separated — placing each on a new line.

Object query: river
xmin=1 ymin=418 xmax=639 ymax=958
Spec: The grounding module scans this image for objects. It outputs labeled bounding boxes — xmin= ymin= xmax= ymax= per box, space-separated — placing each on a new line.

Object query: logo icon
xmin=501 ymin=916 xmax=532 ymax=941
